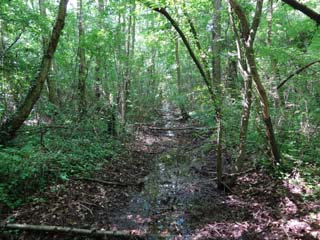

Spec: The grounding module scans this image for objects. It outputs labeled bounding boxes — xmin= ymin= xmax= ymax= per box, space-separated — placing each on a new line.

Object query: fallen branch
xmin=2 ymin=223 xmax=165 ymax=239
xmin=277 ymin=60 xmax=320 ymax=89
xmin=74 ymin=177 xmax=143 ymax=188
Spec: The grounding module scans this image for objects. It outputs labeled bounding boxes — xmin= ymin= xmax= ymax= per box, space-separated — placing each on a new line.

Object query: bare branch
xmin=282 ymin=0 xmax=320 ymax=25
xmin=277 ymin=60 xmax=320 ymax=89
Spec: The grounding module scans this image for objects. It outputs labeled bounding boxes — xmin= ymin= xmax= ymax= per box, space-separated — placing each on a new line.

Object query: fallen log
xmin=2 ymin=223 xmax=166 ymax=239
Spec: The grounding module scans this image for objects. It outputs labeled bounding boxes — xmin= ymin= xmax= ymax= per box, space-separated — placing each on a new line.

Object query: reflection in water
xmin=113 ymin=102 xmax=206 ymax=239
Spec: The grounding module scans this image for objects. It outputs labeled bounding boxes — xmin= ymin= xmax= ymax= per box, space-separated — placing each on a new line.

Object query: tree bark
xmin=228 ymin=0 xmax=281 ymax=165
xmin=228 ymin=1 xmax=252 ymax=171
xmin=0 ymin=0 xmax=68 ymax=144
xmin=39 ymin=0 xmax=59 ymax=107
xmin=175 ymin=36 xmax=188 ymax=119
xmin=212 ymin=0 xmax=224 ymax=188
xmin=95 ymin=0 xmax=105 ymax=100
xmin=119 ymin=0 xmax=136 ymax=125
xmin=281 ymin=0 xmax=320 ymax=25
xmin=77 ymin=0 xmax=86 ymax=119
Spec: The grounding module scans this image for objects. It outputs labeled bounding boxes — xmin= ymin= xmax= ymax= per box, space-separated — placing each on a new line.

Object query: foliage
xmin=0 ymin=118 xmax=121 ymax=209
xmin=0 ymin=0 xmax=320 ymax=210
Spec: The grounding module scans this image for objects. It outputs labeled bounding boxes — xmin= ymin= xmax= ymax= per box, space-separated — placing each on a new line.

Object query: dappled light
xmin=1 ymin=0 xmax=320 ymax=239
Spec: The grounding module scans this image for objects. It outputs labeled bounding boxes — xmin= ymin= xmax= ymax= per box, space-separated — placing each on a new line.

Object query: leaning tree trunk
xmin=246 ymin=47 xmax=281 ymax=164
xmin=0 ymin=0 xmax=68 ymax=144
xmin=228 ymin=0 xmax=281 ymax=165
xmin=39 ymin=0 xmax=59 ymax=107
xmin=228 ymin=4 xmax=253 ymax=171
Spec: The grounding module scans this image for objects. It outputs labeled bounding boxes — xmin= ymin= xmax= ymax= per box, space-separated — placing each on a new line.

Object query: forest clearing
xmin=0 ymin=0 xmax=320 ymax=239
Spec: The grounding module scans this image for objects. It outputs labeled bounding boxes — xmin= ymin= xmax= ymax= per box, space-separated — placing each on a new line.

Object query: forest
xmin=0 ymin=0 xmax=319 ymax=239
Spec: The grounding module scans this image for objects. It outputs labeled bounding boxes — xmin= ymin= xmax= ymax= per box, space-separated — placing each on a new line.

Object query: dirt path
xmin=2 ymin=103 xmax=320 ymax=239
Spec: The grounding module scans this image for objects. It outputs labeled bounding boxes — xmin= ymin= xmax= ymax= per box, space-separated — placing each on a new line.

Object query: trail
xmin=108 ymin=102 xmax=217 ymax=238
xmin=3 ymin=102 xmax=319 ymax=239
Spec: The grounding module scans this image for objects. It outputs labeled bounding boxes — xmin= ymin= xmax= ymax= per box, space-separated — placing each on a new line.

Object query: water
xmin=112 ymin=102 xmax=212 ymax=239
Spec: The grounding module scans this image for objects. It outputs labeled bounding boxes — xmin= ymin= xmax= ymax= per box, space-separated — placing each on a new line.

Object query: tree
xmin=39 ymin=0 xmax=59 ymax=107
xmin=212 ymin=0 xmax=223 ymax=186
xmin=281 ymin=0 xmax=320 ymax=25
xmin=141 ymin=1 xmax=229 ymax=188
xmin=77 ymin=0 xmax=86 ymax=119
xmin=0 ymin=0 xmax=68 ymax=144
xmin=228 ymin=0 xmax=281 ymax=166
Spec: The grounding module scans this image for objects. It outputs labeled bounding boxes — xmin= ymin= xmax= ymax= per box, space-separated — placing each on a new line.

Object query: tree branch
xmin=249 ymin=0 xmax=263 ymax=45
xmin=139 ymin=2 xmax=215 ymax=99
xmin=1 ymin=29 xmax=25 ymax=59
xmin=282 ymin=0 xmax=320 ymax=25
xmin=228 ymin=0 xmax=250 ymax=40
xmin=277 ymin=60 xmax=320 ymax=89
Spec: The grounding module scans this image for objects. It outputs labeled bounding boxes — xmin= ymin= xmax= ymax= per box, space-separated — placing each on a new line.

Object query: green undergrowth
xmin=188 ymin=94 xmax=320 ymax=200
xmin=0 ymin=119 xmax=122 ymax=210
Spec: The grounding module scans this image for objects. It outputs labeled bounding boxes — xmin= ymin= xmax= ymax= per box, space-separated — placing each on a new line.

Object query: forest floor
xmin=2 ymin=104 xmax=320 ymax=239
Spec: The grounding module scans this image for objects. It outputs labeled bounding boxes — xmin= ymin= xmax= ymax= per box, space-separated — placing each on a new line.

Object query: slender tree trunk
xmin=39 ymin=0 xmax=59 ymax=107
xmin=237 ymin=74 xmax=252 ymax=170
xmin=213 ymin=0 xmax=224 ymax=187
xmin=228 ymin=3 xmax=252 ymax=171
xmin=246 ymin=47 xmax=280 ymax=163
xmin=0 ymin=0 xmax=68 ymax=144
xmin=266 ymin=0 xmax=284 ymax=108
xmin=0 ymin=19 xmax=6 ymax=120
xmin=95 ymin=0 xmax=105 ymax=100
xmin=119 ymin=0 xmax=136 ymax=125
xmin=228 ymin=0 xmax=280 ymax=165
xmin=175 ymin=36 xmax=188 ymax=119
xmin=149 ymin=6 xmax=214 ymax=99
xmin=77 ymin=0 xmax=86 ymax=119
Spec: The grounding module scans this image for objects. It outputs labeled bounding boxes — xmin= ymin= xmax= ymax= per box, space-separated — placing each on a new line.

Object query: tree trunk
xmin=39 ymin=0 xmax=59 ymax=107
xmin=149 ymin=6 xmax=214 ymax=99
xmin=237 ymin=73 xmax=252 ymax=170
xmin=0 ymin=19 xmax=7 ymax=121
xmin=281 ymin=0 xmax=320 ymax=25
xmin=95 ymin=0 xmax=105 ymax=100
xmin=213 ymin=0 xmax=224 ymax=188
xmin=246 ymin=47 xmax=280 ymax=164
xmin=175 ymin=36 xmax=188 ymax=119
xmin=228 ymin=0 xmax=280 ymax=165
xmin=0 ymin=0 xmax=68 ymax=144
xmin=119 ymin=0 xmax=136 ymax=125
xmin=77 ymin=0 xmax=86 ymax=119
xmin=228 ymin=2 xmax=252 ymax=171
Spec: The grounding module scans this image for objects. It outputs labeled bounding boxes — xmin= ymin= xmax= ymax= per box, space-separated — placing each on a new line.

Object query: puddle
xmin=110 ymin=102 xmax=213 ymax=239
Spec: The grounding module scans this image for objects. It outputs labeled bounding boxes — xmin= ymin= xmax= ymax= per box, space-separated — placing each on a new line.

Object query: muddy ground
xmin=1 ymin=106 xmax=320 ymax=239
